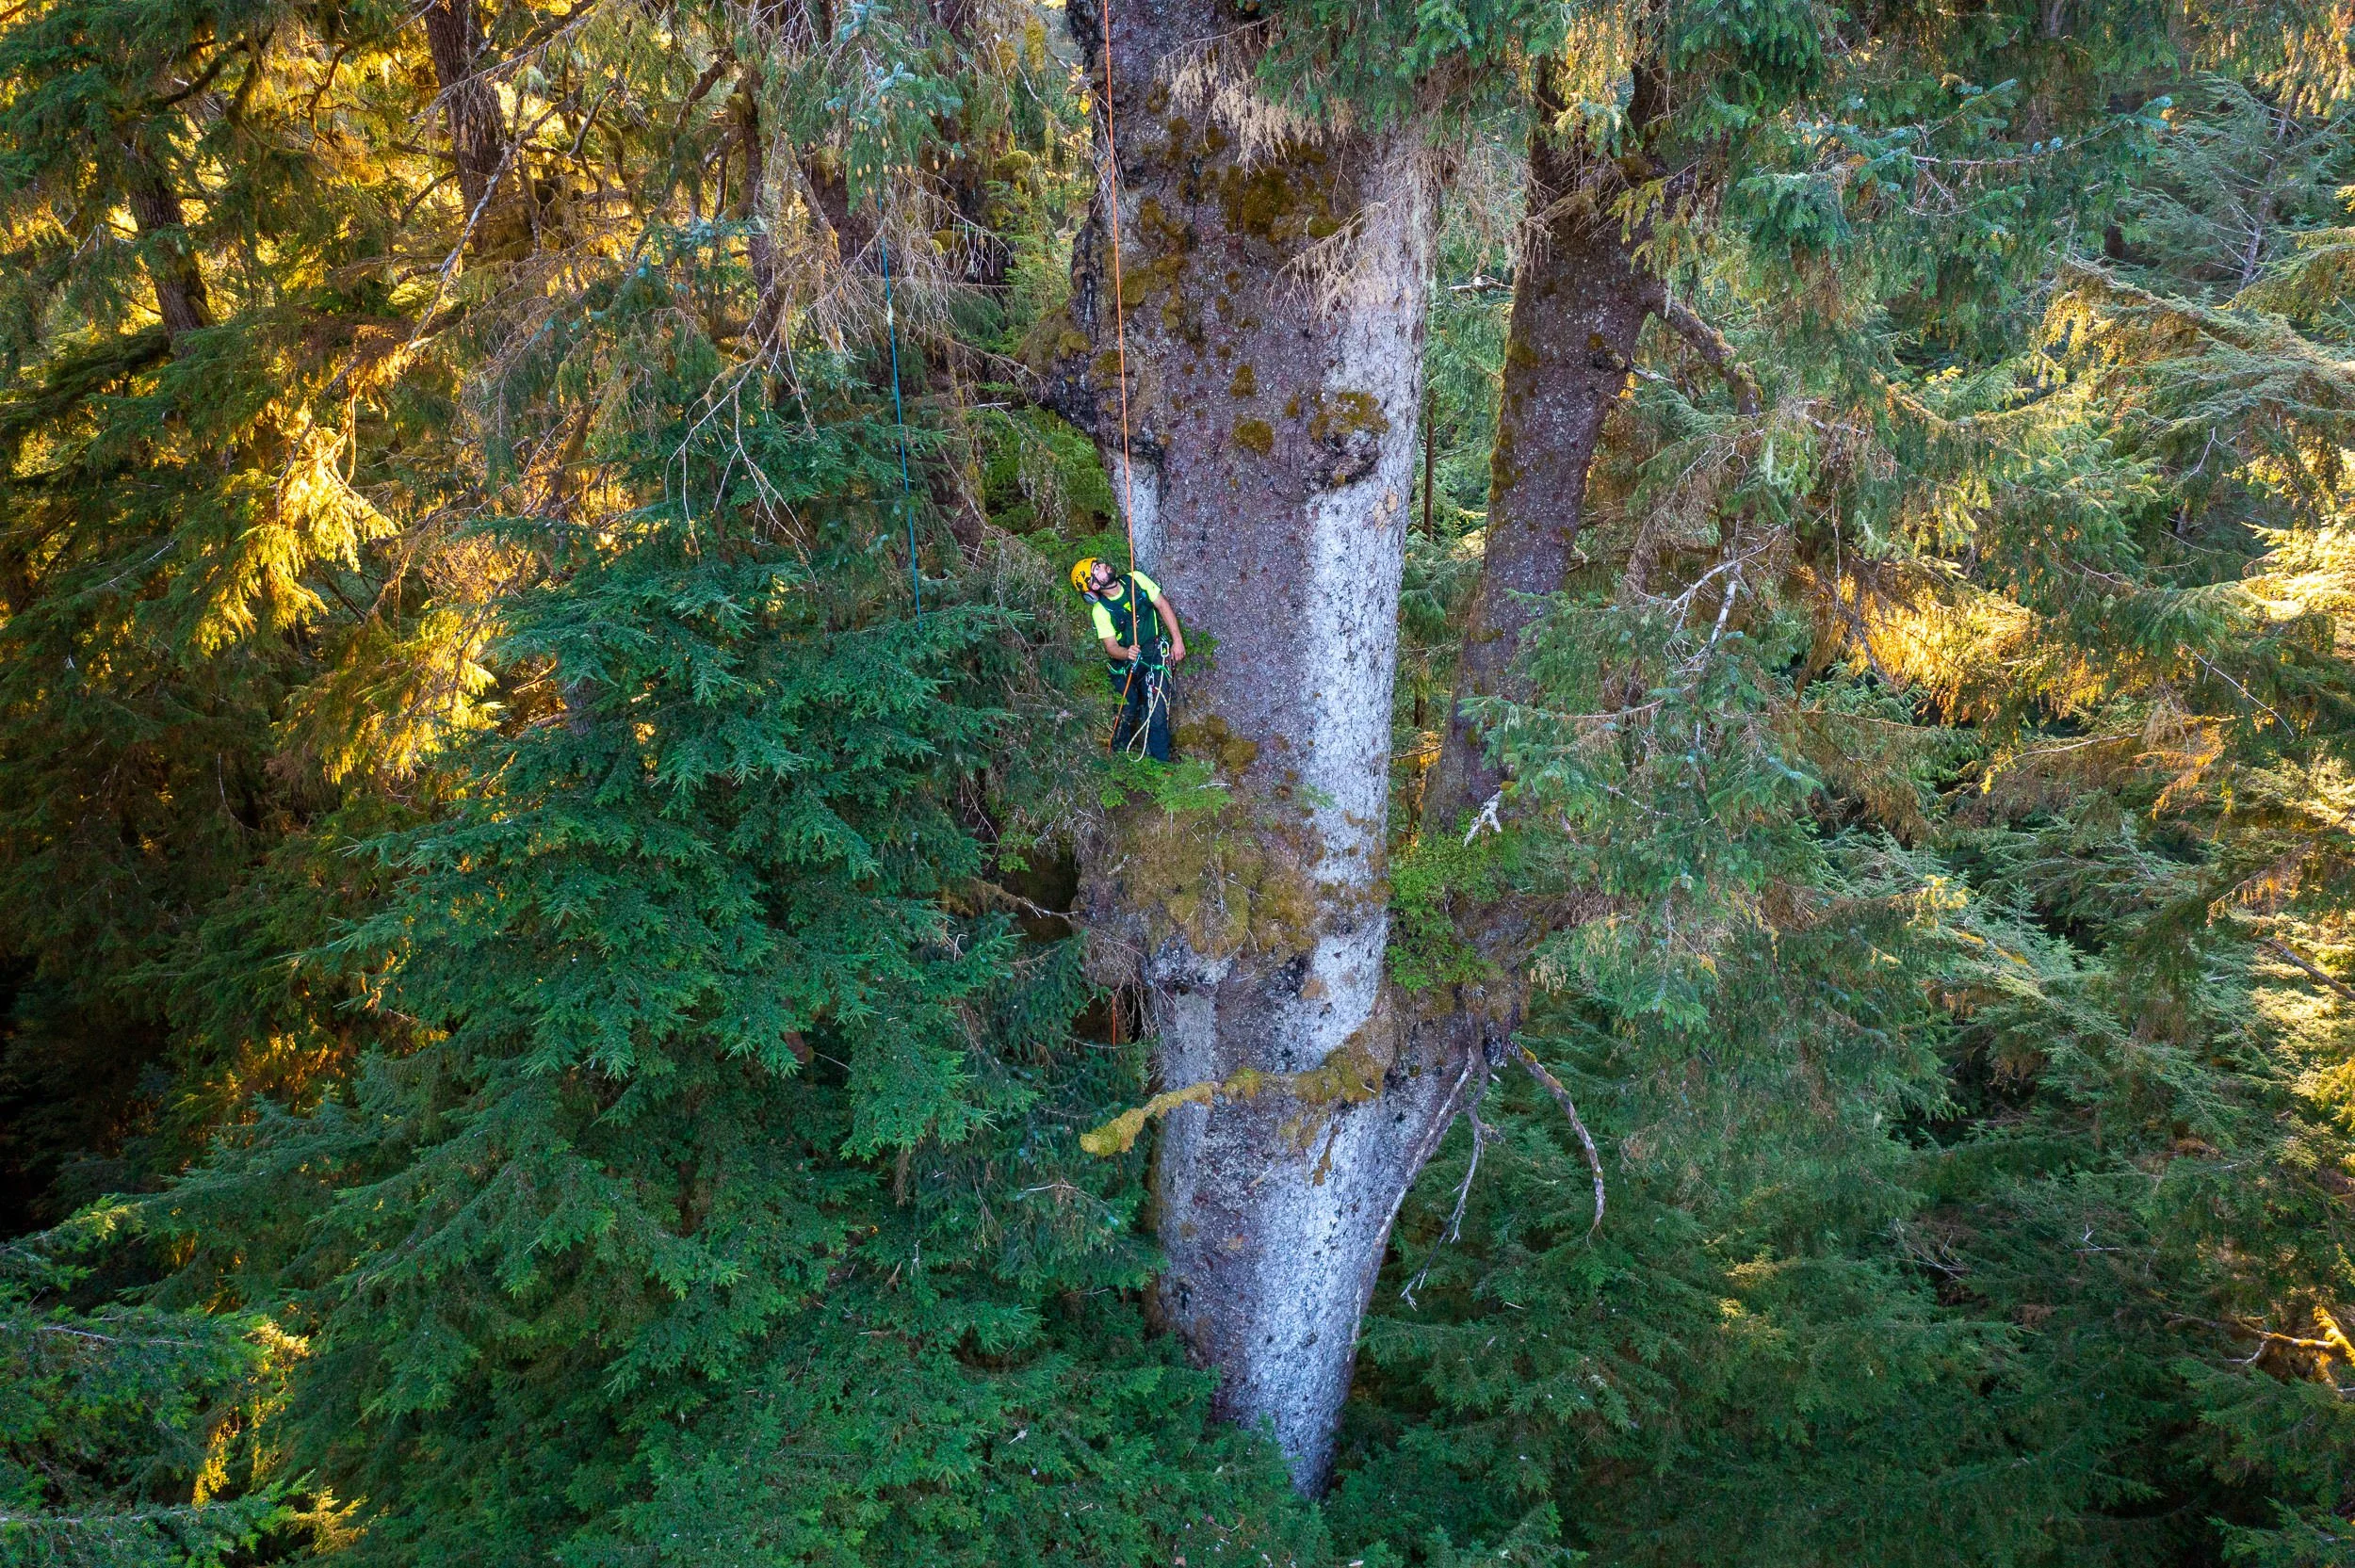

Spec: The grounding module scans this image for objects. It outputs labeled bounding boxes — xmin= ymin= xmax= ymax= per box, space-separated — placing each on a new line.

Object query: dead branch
xmin=1512 ymin=1041 xmax=1605 ymax=1234
xmin=1401 ymin=1066 xmax=1492 ymax=1307
xmin=2262 ymin=937 xmax=2355 ymax=1002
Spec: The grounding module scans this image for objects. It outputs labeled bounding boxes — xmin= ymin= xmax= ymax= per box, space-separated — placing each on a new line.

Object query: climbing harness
xmin=1116 ymin=659 xmax=1173 ymax=761
xmin=879 ymin=232 xmax=921 ymax=625
xmin=1091 ymin=569 xmax=1164 ymax=663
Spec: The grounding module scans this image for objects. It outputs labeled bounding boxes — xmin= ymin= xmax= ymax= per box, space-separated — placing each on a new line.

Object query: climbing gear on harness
xmin=1114 ymin=658 xmax=1173 ymax=762
xmin=1082 ymin=563 xmax=1171 ymax=759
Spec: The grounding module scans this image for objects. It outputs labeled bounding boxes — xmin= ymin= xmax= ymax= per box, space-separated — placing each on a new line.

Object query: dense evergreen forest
xmin=4 ymin=0 xmax=2355 ymax=1557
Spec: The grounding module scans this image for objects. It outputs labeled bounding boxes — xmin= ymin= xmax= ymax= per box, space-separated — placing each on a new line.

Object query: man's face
xmin=1088 ymin=561 xmax=1117 ymax=594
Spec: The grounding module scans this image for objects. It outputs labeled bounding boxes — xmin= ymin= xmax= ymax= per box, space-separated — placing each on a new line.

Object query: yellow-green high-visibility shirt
xmin=1089 ymin=571 xmax=1161 ymax=643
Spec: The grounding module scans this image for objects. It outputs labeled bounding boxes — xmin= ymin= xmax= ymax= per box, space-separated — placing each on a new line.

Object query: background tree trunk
xmin=123 ymin=164 xmax=211 ymax=342
xmin=421 ymin=0 xmax=508 ymax=238
xmin=1065 ymin=0 xmax=1455 ymax=1493
xmin=1424 ymin=72 xmax=1656 ymax=830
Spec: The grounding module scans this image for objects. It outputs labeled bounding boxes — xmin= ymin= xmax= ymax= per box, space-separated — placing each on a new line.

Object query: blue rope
xmin=879 ymin=234 xmax=921 ymax=625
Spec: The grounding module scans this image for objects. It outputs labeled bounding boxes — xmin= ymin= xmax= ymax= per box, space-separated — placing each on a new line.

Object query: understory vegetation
xmin=2 ymin=0 xmax=2354 ymax=1561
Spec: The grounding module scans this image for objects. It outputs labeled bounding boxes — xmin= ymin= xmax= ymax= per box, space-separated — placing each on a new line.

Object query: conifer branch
xmin=1648 ymin=290 xmax=1761 ymax=416
xmin=150 ymin=43 xmax=245 ymax=111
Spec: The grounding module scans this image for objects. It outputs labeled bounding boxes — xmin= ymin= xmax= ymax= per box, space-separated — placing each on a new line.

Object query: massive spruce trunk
xmin=1063 ymin=0 xmax=1464 ymax=1492
xmin=1424 ymin=73 xmax=1657 ymax=829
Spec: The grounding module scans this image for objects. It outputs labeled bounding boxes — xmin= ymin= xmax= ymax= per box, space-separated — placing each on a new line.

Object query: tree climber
xmin=1072 ymin=556 xmax=1187 ymax=761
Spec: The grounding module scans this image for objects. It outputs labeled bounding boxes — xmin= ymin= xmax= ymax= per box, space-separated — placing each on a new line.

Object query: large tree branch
xmin=2262 ymin=937 xmax=2355 ymax=1002
xmin=1650 ymin=288 xmax=1761 ymax=416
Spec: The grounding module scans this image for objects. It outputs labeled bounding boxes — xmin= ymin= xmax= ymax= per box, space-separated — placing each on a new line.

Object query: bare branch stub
xmin=1512 ymin=1041 xmax=1604 ymax=1234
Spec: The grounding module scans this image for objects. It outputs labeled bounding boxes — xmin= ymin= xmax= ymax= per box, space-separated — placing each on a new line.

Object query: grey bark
xmin=1063 ymin=0 xmax=1459 ymax=1493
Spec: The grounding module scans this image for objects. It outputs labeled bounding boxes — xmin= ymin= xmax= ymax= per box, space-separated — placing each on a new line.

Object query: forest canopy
xmin=3 ymin=0 xmax=2355 ymax=1561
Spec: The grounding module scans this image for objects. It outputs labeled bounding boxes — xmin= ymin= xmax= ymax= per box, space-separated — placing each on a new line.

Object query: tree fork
xmin=1063 ymin=0 xmax=1453 ymax=1492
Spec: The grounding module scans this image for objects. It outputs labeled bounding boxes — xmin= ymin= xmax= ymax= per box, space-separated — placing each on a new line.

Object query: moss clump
xmin=1233 ymin=417 xmax=1274 ymax=455
xmin=1216 ymin=163 xmax=1335 ymax=244
xmin=1287 ymin=1033 xmax=1385 ymax=1109
xmin=1118 ymin=194 xmax=1199 ymax=334
xmin=1307 ymin=389 xmax=1390 ymax=443
xmin=1177 ymin=712 xmax=1260 ymax=775
xmin=1136 ymin=195 xmax=1188 ymax=249
xmin=1228 ymin=363 xmax=1257 ymax=397
xmin=1014 ymin=306 xmax=1091 ymax=375
xmin=1488 ymin=419 xmax=1520 ymax=493
xmin=1118 ymin=789 xmax=1318 ymax=962
xmin=1120 ymin=252 xmax=1187 ymax=304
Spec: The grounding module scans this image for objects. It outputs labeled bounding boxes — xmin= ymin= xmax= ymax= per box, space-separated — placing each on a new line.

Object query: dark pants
xmin=1111 ymin=661 xmax=1172 ymax=762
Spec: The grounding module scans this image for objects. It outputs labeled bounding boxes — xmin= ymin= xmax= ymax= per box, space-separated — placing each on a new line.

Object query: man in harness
xmin=1072 ymin=557 xmax=1188 ymax=761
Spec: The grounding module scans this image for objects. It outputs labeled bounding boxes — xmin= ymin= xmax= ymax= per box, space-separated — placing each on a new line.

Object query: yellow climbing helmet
xmin=1070 ymin=556 xmax=1104 ymax=596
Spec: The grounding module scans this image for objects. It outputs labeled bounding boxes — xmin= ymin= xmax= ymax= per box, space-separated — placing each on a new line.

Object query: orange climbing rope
xmin=1098 ymin=0 xmax=1138 ymax=577
xmin=1096 ymin=0 xmax=1151 ymax=756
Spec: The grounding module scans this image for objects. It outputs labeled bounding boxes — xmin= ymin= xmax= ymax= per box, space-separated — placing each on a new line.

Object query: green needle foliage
xmin=1346 ymin=6 xmax=2355 ymax=1564
xmin=129 ymin=359 xmax=1313 ymax=1565
xmin=2 ymin=1207 xmax=307 ymax=1566
xmin=2 ymin=0 xmax=2355 ymax=1558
